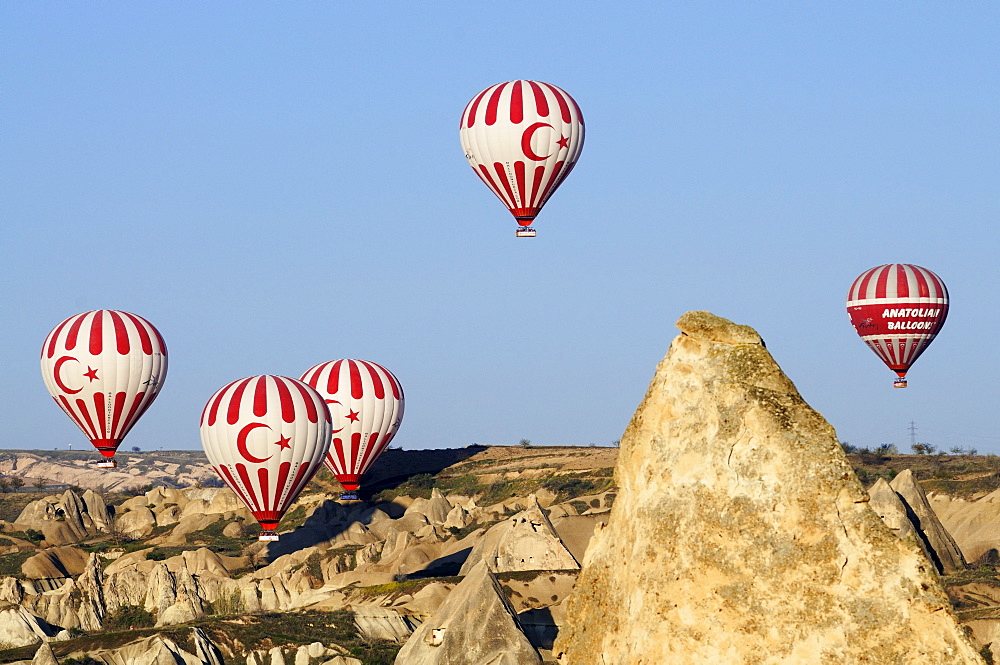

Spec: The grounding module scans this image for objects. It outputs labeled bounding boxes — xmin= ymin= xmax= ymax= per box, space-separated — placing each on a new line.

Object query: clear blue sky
xmin=3 ymin=3 xmax=998 ymax=455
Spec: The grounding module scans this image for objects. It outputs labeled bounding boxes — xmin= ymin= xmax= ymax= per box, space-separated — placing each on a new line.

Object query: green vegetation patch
xmin=0 ymin=549 xmax=34 ymax=579
xmin=352 ymin=576 xmax=463 ymax=600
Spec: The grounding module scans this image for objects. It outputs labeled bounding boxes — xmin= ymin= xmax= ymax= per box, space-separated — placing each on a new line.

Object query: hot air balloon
xmin=846 ymin=264 xmax=949 ymax=388
xmin=200 ymin=375 xmax=331 ymax=541
xmin=301 ymin=359 xmax=404 ymax=500
xmin=41 ymin=310 xmax=167 ymax=468
xmin=459 ymin=80 xmax=584 ymax=237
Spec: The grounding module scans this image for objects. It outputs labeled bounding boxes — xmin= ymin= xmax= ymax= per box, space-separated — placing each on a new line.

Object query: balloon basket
xmin=893 ymin=379 xmax=908 ymax=388
xmin=95 ymin=459 xmax=117 ymax=469
xmin=339 ymin=492 xmax=359 ymax=501
xmin=259 ymin=531 xmax=279 ymax=542
xmin=515 ymin=226 xmax=536 ymax=238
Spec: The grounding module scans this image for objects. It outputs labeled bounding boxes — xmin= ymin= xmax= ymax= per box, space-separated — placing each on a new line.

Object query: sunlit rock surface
xmin=554 ymin=311 xmax=983 ymax=665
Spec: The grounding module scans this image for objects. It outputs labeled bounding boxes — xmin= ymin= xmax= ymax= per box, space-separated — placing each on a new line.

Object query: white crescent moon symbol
xmin=521 ymin=122 xmax=554 ymax=161
xmin=53 ymin=355 xmax=82 ymax=395
xmin=326 ymin=399 xmax=345 ymax=433
xmin=237 ymin=422 xmax=272 ymax=463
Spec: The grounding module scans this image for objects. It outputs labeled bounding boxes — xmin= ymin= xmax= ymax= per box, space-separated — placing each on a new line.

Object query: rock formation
xmin=554 ymin=311 xmax=984 ymax=665
xmin=394 ymin=562 xmax=541 ymax=665
xmin=891 ymin=469 xmax=967 ymax=572
xmin=459 ymin=496 xmax=579 ymax=574
xmin=868 ymin=478 xmax=937 ymax=565
xmin=31 ymin=642 xmax=59 ymax=665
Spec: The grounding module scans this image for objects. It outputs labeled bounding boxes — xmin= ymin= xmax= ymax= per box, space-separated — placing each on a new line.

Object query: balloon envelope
xmin=200 ymin=375 xmax=331 ymax=534
xmin=40 ymin=310 xmax=167 ymax=460
xmin=846 ymin=264 xmax=949 ymax=384
xmin=301 ymin=359 xmax=404 ymax=492
xmin=459 ymin=80 xmax=584 ymax=230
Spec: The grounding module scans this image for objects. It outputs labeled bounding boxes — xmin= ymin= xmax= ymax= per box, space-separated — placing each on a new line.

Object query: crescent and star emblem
xmin=53 ymin=355 xmax=82 ymax=394
xmin=520 ymin=122 xmax=569 ymax=162
xmin=236 ymin=422 xmax=276 ymax=463
xmin=326 ymin=399 xmax=345 ymax=433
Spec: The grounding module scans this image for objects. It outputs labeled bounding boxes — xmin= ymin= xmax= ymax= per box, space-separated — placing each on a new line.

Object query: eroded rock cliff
xmin=554 ymin=311 xmax=983 ymax=665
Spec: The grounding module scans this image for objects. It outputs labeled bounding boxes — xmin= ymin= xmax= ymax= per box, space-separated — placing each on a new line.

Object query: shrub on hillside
xmin=103 ymin=604 xmax=154 ymax=630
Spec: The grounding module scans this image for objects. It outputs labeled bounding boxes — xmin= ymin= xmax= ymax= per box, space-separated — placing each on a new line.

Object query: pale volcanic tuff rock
xmin=868 ymin=478 xmax=937 ymax=566
xmin=459 ymin=495 xmax=579 ymax=575
xmin=394 ymin=562 xmax=542 ymax=665
xmin=891 ymin=468 xmax=968 ymax=572
xmin=554 ymin=311 xmax=983 ymax=665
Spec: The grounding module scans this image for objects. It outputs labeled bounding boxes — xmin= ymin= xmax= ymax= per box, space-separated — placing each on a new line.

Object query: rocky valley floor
xmin=0 ymin=445 xmax=999 ymax=664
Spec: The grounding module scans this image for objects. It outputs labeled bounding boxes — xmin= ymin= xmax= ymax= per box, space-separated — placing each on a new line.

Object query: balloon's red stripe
xmin=854 ymin=268 xmax=875 ymax=301
xmin=529 ymin=165 xmax=546 ymax=208
xmin=109 ymin=391 xmax=127 ymax=439
xmin=121 ymin=311 xmax=153 ymax=354
xmin=285 ymin=463 xmax=312 ymax=511
xmin=485 ymin=82 xmax=507 ymax=126
xmin=514 ymin=161 xmax=527 ymax=208
xmin=492 ymin=163 xmax=518 ymax=210
xmin=121 ymin=392 xmax=147 ymax=439
xmin=253 ymin=376 xmax=269 ymax=418
xmin=59 ymin=395 xmax=94 ymax=439
xmin=874 ymin=265 xmax=891 ymax=300
xmin=217 ymin=465 xmax=253 ymax=508
xmin=476 ymin=164 xmax=509 ymax=205
xmin=384 ymin=366 xmax=401 ymax=400
xmin=92 ymin=392 xmax=107 ymax=437
xmin=89 ymin=311 xmax=104 ymax=356
xmin=206 ymin=380 xmax=238 ymax=426
xmin=75 ymin=397 xmax=99 ymax=439
xmin=535 ymin=160 xmax=565 ymax=208
xmin=348 ymin=360 xmax=363 ymax=400
xmin=45 ymin=317 xmax=72 ymax=359
xmin=349 ymin=433 xmax=363 ymax=474
xmin=258 ymin=466 xmax=270 ymax=511
xmin=236 ymin=463 xmax=261 ymax=511
xmin=528 ymin=81 xmax=549 ymax=117
xmin=227 ymin=378 xmax=254 ymax=425
xmin=275 ymin=377 xmax=295 ymax=423
xmin=567 ymin=88 xmax=585 ymax=126
xmin=289 ymin=379 xmax=320 ymax=423
xmin=465 ymin=87 xmax=490 ymax=129
xmin=326 ymin=360 xmax=343 ymax=397
xmin=333 ymin=438 xmax=349 ymax=474
xmin=510 ymin=80 xmax=523 ymax=124
xmin=895 ymin=264 xmax=910 ymax=298
xmin=109 ymin=311 xmax=130 ymax=355
xmin=360 ymin=361 xmax=385 ymax=399
xmin=541 ymin=81 xmax=572 ymax=123
xmin=913 ymin=266 xmax=930 ymax=299
xmin=273 ymin=461 xmax=291 ymax=511
xmin=302 ymin=364 xmax=323 ymax=388
xmin=355 ymin=432 xmax=382 ymax=477
xmin=65 ymin=313 xmax=87 ymax=352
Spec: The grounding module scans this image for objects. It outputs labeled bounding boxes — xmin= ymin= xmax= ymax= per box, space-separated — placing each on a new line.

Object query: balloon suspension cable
xmin=95 ymin=459 xmax=117 ymax=469
xmin=515 ymin=226 xmax=536 ymax=238
xmin=259 ymin=531 xmax=279 ymax=542
xmin=893 ymin=379 xmax=908 ymax=389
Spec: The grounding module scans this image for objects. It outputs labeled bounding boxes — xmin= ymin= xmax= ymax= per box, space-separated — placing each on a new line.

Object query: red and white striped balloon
xmin=846 ymin=264 xmax=949 ymax=386
xmin=301 ymin=360 xmax=404 ymax=492
xmin=40 ymin=310 xmax=167 ymax=461
xmin=200 ymin=376 xmax=331 ymax=536
xmin=460 ymin=80 xmax=584 ymax=232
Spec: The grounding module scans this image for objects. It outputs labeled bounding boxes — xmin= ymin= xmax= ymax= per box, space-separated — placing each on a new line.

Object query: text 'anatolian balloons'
xmin=460 ymin=80 xmax=584 ymax=233
xmin=200 ymin=375 xmax=331 ymax=538
xmin=301 ymin=359 xmax=404 ymax=492
xmin=846 ymin=263 xmax=949 ymax=387
xmin=41 ymin=310 xmax=167 ymax=462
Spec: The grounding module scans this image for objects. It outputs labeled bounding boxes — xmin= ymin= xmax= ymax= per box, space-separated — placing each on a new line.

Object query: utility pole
xmin=908 ymin=421 xmax=918 ymax=449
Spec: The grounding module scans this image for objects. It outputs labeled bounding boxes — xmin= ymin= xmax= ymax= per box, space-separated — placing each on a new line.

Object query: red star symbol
xmin=83 ymin=367 xmax=99 ymax=381
xmin=557 ymin=135 xmax=570 ymax=149
xmin=274 ymin=435 xmax=292 ymax=450
xmin=345 ymin=410 xmax=360 ymax=422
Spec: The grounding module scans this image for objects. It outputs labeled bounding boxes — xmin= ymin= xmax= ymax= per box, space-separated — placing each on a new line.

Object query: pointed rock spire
xmin=890 ymin=469 xmax=967 ymax=572
xmin=394 ymin=561 xmax=541 ymax=665
xmin=554 ymin=311 xmax=983 ymax=664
